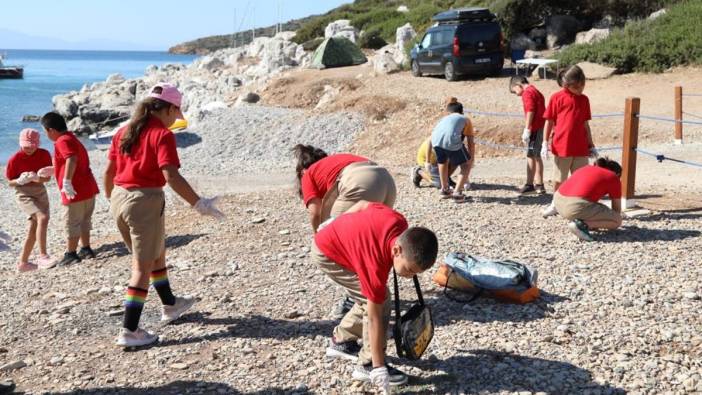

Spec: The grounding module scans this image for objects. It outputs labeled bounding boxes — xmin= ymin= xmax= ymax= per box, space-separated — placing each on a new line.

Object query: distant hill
xmin=168 ymin=17 xmax=315 ymax=55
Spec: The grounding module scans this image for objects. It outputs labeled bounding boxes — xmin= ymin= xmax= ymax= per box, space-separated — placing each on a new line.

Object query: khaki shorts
xmin=554 ymin=192 xmax=621 ymax=224
xmin=322 ymin=161 xmax=397 ymax=220
xmin=15 ymin=184 xmax=50 ymax=220
xmin=553 ymin=156 xmax=589 ymax=183
xmin=110 ymin=186 xmax=165 ymax=263
xmin=64 ymin=197 xmax=95 ymax=238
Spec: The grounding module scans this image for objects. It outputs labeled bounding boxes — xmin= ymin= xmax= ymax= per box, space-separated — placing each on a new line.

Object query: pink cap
xmin=19 ymin=129 xmax=40 ymax=149
xmin=148 ymin=83 xmax=182 ymax=108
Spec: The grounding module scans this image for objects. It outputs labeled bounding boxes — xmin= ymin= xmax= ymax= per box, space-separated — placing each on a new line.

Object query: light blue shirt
xmin=431 ymin=113 xmax=466 ymax=151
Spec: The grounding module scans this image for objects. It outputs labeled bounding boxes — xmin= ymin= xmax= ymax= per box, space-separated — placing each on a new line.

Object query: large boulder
xmin=105 ymin=73 xmax=125 ymax=85
xmin=247 ymin=37 xmax=272 ymax=58
xmin=372 ymin=53 xmax=400 ymax=75
xmin=546 ymin=15 xmax=581 ymax=48
xmin=52 ymin=96 xmax=78 ymax=118
xmin=528 ymin=27 xmax=547 ymax=49
xmin=395 ymin=23 xmax=416 ymax=65
xmin=577 ymin=61 xmax=617 ymax=80
xmin=649 ymin=9 xmax=667 ymax=20
xmin=575 ymin=28 xmax=610 ymax=45
xmin=198 ymin=55 xmax=225 ymax=71
xmin=325 ymin=20 xmax=359 ymax=43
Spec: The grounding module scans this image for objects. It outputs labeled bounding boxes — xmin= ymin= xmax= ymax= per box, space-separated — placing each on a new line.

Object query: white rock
xmin=649 ymin=9 xmax=667 ymax=20
xmin=324 ymin=20 xmax=359 ymax=43
xmin=105 ymin=73 xmax=125 ymax=85
xmin=394 ymin=23 xmax=417 ymax=65
xmin=576 ymin=61 xmax=617 ymax=80
xmin=372 ymin=53 xmax=401 ymax=75
xmin=315 ymin=85 xmax=341 ymax=110
xmin=575 ymin=28 xmax=610 ymax=45
xmin=0 ymin=360 xmax=26 ymax=371
xmin=397 ymin=5 xmax=409 ymax=13
xmin=683 ymin=291 xmax=700 ymax=300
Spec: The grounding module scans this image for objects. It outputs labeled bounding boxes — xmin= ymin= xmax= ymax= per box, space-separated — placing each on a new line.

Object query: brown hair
xmin=398 ymin=227 xmax=439 ymax=270
xmin=509 ymin=75 xmax=529 ymax=91
xmin=120 ymin=92 xmax=173 ymax=155
xmin=292 ymin=144 xmax=328 ymax=198
xmin=557 ymin=65 xmax=586 ymax=88
xmin=595 ymin=157 xmax=622 ymax=177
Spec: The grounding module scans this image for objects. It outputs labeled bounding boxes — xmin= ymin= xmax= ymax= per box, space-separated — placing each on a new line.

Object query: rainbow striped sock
xmin=150 ymin=268 xmax=175 ymax=306
xmin=123 ymin=287 xmax=147 ymax=331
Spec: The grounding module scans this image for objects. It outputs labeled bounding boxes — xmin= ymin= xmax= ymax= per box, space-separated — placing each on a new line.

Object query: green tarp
xmin=309 ymin=37 xmax=367 ymax=69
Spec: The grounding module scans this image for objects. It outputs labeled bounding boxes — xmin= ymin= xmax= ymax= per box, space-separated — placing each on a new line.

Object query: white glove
xmin=38 ymin=166 xmax=54 ymax=178
xmin=318 ymin=216 xmax=335 ymax=232
xmin=521 ymin=128 xmax=531 ymax=145
xmin=589 ymin=146 xmax=599 ymax=158
xmin=370 ymin=366 xmax=390 ymax=394
xmin=194 ymin=197 xmax=225 ymax=220
xmin=16 ymin=172 xmax=37 ymax=185
xmin=61 ymin=179 xmax=77 ymax=200
xmin=540 ymin=144 xmax=550 ymax=160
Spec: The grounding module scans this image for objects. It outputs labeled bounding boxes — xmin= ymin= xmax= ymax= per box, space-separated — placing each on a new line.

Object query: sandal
xmin=452 ymin=193 xmax=467 ymax=203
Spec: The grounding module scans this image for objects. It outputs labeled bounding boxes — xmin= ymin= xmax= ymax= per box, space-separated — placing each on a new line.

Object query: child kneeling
xmin=312 ymin=201 xmax=438 ymax=390
xmin=553 ymin=157 xmax=623 ymax=241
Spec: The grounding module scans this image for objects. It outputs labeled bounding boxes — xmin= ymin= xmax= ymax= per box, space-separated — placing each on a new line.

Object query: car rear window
xmin=456 ymin=23 xmax=500 ymax=43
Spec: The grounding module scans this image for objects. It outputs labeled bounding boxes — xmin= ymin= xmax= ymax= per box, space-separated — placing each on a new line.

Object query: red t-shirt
xmin=315 ymin=203 xmax=408 ymax=304
xmin=522 ymin=85 xmax=546 ymax=132
xmin=54 ymin=132 xmax=99 ymax=205
xmin=543 ymin=88 xmax=592 ymax=157
xmin=108 ymin=117 xmax=181 ymax=189
xmin=301 ymin=153 xmax=367 ymax=207
xmin=5 ymin=149 xmax=53 ymax=181
xmin=558 ymin=165 xmax=621 ymax=202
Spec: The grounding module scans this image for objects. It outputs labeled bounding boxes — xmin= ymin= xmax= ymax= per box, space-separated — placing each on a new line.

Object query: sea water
xmin=0 ymin=49 xmax=196 ymax=163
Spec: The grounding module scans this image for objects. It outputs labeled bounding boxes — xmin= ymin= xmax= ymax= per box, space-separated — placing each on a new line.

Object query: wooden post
xmin=621 ymin=97 xmax=640 ymax=209
xmin=674 ymin=86 xmax=683 ymax=144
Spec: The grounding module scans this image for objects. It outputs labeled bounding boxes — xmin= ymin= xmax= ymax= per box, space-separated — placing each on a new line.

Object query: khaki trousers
xmin=312 ymin=242 xmax=391 ymax=365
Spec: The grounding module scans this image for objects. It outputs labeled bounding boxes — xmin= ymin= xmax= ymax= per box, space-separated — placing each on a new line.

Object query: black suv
xmin=411 ymin=8 xmax=505 ymax=81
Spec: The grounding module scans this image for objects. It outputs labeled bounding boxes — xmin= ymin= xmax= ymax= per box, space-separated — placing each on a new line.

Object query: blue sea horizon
xmin=0 ymin=49 xmax=197 ymax=164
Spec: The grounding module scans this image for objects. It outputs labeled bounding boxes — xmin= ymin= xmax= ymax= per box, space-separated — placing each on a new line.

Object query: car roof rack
xmin=432 ymin=7 xmax=496 ymax=23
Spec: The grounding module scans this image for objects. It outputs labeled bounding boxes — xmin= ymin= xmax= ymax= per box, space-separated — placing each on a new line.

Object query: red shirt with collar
xmin=108 ymin=117 xmax=181 ymax=189
xmin=522 ymin=85 xmax=546 ymax=131
xmin=558 ymin=165 xmax=621 ymax=202
xmin=544 ymin=88 xmax=592 ymax=157
xmin=5 ymin=149 xmax=52 ymax=181
xmin=314 ymin=203 xmax=408 ymax=304
xmin=53 ymin=132 xmax=99 ymax=205
xmin=301 ymin=153 xmax=367 ymax=207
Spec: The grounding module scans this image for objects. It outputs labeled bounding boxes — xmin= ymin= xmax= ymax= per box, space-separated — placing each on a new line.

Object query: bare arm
xmin=544 ymin=120 xmax=553 ymax=143
xmin=162 ymin=165 xmax=200 ymax=206
xmin=367 ymin=301 xmax=387 ymax=368
xmin=424 ymin=138 xmax=432 ymax=164
xmin=585 ymin=121 xmax=594 ymax=147
xmin=63 ymin=156 xmax=77 ymax=180
xmin=525 ymin=111 xmax=535 ymax=130
xmin=103 ymin=160 xmax=116 ymax=199
xmin=611 ymin=197 xmax=622 ymax=213
xmin=307 ymin=198 xmax=322 ymax=233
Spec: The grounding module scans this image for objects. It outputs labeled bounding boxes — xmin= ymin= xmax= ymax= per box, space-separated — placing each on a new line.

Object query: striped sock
xmin=123 ymin=287 xmax=147 ymax=331
xmin=150 ymin=268 xmax=176 ymax=306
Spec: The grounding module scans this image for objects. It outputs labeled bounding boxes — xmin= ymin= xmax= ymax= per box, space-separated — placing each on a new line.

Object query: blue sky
xmin=0 ymin=0 xmax=350 ymax=50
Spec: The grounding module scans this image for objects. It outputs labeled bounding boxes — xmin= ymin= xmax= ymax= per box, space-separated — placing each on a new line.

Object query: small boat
xmin=89 ymin=118 xmax=189 ymax=150
xmin=0 ymin=54 xmax=24 ymax=79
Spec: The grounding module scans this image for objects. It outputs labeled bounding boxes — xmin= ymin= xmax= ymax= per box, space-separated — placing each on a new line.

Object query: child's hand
xmin=194 ymin=196 xmax=225 ymax=220
xmin=540 ymin=145 xmax=549 ymax=160
xmin=521 ymin=128 xmax=531 ymax=145
xmin=38 ymin=166 xmax=54 ymax=178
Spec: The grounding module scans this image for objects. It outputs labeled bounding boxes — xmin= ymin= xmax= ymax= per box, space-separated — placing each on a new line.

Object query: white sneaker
xmin=161 ymin=295 xmax=196 ymax=323
xmin=541 ymin=204 xmax=558 ymax=218
xmin=116 ymin=328 xmax=158 ymax=347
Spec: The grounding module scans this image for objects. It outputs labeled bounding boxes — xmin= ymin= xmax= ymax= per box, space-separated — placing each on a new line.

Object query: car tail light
xmin=453 ymin=36 xmax=460 ymax=57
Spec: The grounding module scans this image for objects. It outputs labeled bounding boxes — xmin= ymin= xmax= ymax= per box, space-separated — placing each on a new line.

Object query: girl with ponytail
xmin=104 ymin=83 xmax=225 ymax=347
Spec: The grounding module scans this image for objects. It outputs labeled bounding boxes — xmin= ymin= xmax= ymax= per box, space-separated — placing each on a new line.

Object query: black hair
xmin=40 ymin=112 xmax=68 ymax=133
xmin=595 ymin=157 xmax=622 ymax=177
xmin=447 ymin=101 xmax=463 ymax=114
xmin=292 ymin=144 xmax=328 ymax=198
xmin=509 ymin=75 xmax=529 ymax=91
xmin=398 ymin=227 xmax=438 ymax=271
xmin=557 ymin=65 xmax=586 ymax=88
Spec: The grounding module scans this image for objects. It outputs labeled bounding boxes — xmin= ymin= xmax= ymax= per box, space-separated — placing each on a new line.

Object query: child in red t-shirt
xmin=41 ymin=112 xmax=100 ymax=266
xmin=5 ymin=129 xmax=56 ymax=272
xmin=312 ymin=201 xmax=438 ymax=390
xmin=542 ymin=65 xmax=598 ymax=217
xmin=554 ymin=157 xmax=623 ymax=241
xmin=509 ymin=76 xmax=546 ymax=195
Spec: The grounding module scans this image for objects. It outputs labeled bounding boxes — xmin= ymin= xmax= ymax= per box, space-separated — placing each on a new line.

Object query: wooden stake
xmin=621 ymin=97 xmax=640 ymax=209
xmin=674 ymin=86 xmax=683 ymax=144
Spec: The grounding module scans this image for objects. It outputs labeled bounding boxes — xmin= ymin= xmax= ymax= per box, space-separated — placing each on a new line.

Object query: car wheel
xmin=411 ymin=60 xmax=422 ymax=77
xmin=444 ymin=62 xmax=458 ymax=81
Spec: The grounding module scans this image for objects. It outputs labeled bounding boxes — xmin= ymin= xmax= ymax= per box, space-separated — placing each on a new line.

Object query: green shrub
xmin=558 ymin=1 xmax=702 ymax=73
xmin=302 ymin=38 xmax=325 ymax=52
